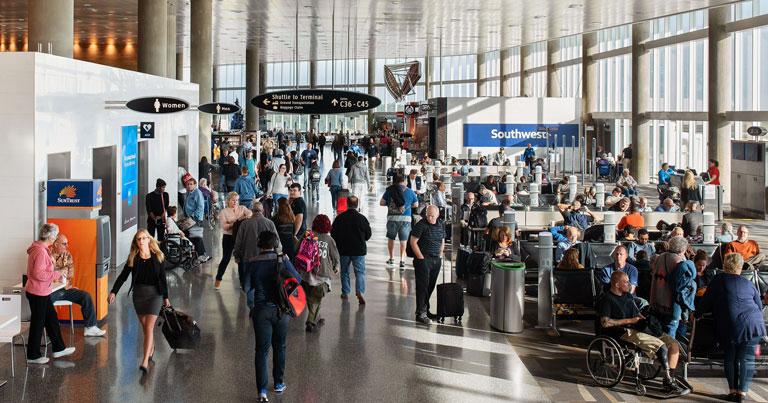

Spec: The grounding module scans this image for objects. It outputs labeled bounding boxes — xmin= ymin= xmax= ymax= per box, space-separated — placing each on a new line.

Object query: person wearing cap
xmin=145 ymin=179 xmax=170 ymax=241
xmin=493 ymin=147 xmax=507 ymax=166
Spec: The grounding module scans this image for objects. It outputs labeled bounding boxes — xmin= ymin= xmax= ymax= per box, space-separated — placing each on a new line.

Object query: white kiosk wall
xmin=0 ymin=52 xmax=198 ymax=283
xmin=443 ymin=97 xmax=582 ymax=169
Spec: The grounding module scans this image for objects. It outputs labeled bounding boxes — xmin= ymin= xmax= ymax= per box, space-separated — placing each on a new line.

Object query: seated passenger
xmin=715 ymin=222 xmax=735 ymax=244
xmin=620 ymin=225 xmax=638 ymax=242
xmin=616 ymin=169 xmax=638 ymax=196
xmin=693 ymin=250 xmax=714 ymax=293
xmin=658 ymin=162 xmax=675 ymax=186
xmin=628 ymin=228 xmax=656 ymax=261
xmin=556 ymin=200 xmax=600 ymax=231
xmin=598 ymin=245 xmax=638 ymax=294
xmin=600 ymin=271 xmax=688 ymax=396
xmin=638 ymin=197 xmax=653 ymax=213
xmin=724 ymin=225 xmax=766 ymax=269
xmin=608 ymin=197 xmax=631 ymax=213
xmin=557 ymin=248 xmax=584 ymax=269
xmin=515 ymin=176 xmax=529 ymax=195
xmin=634 ymin=250 xmax=651 ymax=272
xmin=655 ymin=198 xmax=681 ymax=213
xmin=680 ymin=201 xmax=703 ymax=238
xmin=617 ymin=204 xmax=645 ymax=231
xmin=555 ymin=227 xmax=580 ymax=262
xmin=477 ymin=185 xmax=498 ymax=206
xmin=556 ymin=177 xmax=570 ymax=202
xmin=583 ymin=186 xmax=597 ymax=205
xmin=605 ymin=187 xmax=623 ymax=206
xmin=492 ymin=226 xmax=517 ymax=260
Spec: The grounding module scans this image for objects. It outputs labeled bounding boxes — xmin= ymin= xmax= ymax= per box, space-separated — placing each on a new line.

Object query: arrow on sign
xmin=263 ymin=99 xmax=271 ymax=105
xmin=331 ymin=99 xmax=338 ymax=106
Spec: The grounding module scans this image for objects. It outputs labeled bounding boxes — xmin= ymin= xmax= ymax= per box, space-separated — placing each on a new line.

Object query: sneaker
xmin=274 ymin=384 xmax=286 ymax=393
xmin=52 ymin=347 xmax=76 ymax=358
xmin=27 ymin=356 xmax=50 ymax=365
xmin=426 ymin=312 xmax=439 ymax=320
xmin=399 ymin=261 xmax=406 ymax=271
xmin=356 ymin=292 xmax=366 ymax=305
xmin=663 ymin=379 xmax=690 ymax=396
xmin=316 ymin=318 xmax=325 ymax=325
xmin=415 ymin=314 xmax=432 ymax=325
xmin=340 ymin=294 xmax=349 ymax=300
xmin=202 ymin=254 xmax=212 ymax=262
xmin=305 ymin=323 xmax=314 ymax=332
xmin=84 ymin=326 xmax=106 ymax=337
xmin=258 ymin=389 xmax=269 ymax=402
xmin=386 ymin=259 xmax=395 ymax=266
xmin=214 ymin=280 xmax=221 ymax=290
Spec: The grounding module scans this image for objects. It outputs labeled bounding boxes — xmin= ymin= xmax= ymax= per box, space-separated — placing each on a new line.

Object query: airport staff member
xmin=50 ymin=234 xmax=106 ymax=337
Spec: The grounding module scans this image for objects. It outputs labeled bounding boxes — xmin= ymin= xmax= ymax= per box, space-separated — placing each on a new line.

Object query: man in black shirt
xmin=145 ymin=179 xmax=169 ymax=241
xmin=331 ymin=196 xmax=372 ymax=304
xmin=409 ymin=206 xmax=446 ymax=325
xmin=600 ymin=271 xmax=688 ymax=396
xmin=288 ymin=183 xmax=307 ymax=241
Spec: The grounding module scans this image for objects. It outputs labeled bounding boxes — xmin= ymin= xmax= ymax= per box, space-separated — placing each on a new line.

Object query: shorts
xmin=386 ymin=220 xmax=411 ymax=241
xmin=621 ymin=329 xmax=676 ymax=359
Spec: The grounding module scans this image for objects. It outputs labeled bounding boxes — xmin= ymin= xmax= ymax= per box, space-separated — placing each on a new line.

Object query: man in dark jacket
xmin=145 ymin=178 xmax=170 ymax=241
xmin=331 ymin=196 xmax=372 ymax=304
xmin=409 ymin=206 xmax=445 ymax=325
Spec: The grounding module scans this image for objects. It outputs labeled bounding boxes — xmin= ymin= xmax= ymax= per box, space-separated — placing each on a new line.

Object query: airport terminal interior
xmin=3 ymin=0 xmax=768 ymax=402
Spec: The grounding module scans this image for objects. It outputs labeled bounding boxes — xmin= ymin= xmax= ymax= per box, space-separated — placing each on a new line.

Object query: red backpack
xmin=274 ymin=256 xmax=306 ymax=317
xmin=294 ymin=230 xmax=320 ymax=274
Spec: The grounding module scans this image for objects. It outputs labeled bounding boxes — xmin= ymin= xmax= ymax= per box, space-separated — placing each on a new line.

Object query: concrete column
xmin=520 ymin=45 xmax=533 ymax=97
xmin=28 ymin=0 xmax=74 ymax=58
xmin=631 ymin=23 xmax=652 ymax=184
xmin=546 ymin=40 xmax=561 ymax=97
xmin=259 ymin=61 xmax=267 ymax=120
xmin=500 ymin=48 xmax=512 ymax=97
xmin=138 ymin=0 xmax=168 ymax=76
xmin=191 ymin=0 xmax=212 ymax=160
xmin=424 ymin=51 xmax=432 ymax=99
xmin=477 ymin=52 xmax=488 ymax=96
xmin=166 ymin=0 xmax=176 ymax=78
xmin=708 ymin=6 xmax=732 ymax=203
xmin=176 ymin=52 xmax=184 ymax=80
xmin=310 ymin=60 xmax=319 ymax=133
xmin=367 ymin=57 xmax=375 ymax=131
xmin=245 ymin=46 xmax=260 ymax=131
xmin=582 ymin=32 xmax=598 ymax=156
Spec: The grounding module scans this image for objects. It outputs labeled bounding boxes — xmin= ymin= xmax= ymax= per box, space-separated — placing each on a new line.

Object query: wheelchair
xmin=161 ymin=233 xmax=198 ymax=271
xmin=586 ymin=331 xmax=664 ymax=396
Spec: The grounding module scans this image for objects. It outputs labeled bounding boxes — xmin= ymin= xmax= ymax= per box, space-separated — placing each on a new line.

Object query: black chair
xmin=585 ymin=243 xmax=619 ymax=270
xmin=539 ymin=194 xmax=558 ymax=206
xmin=516 ymin=194 xmax=531 ymax=205
xmin=689 ymin=244 xmax=719 ymax=259
xmin=551 ymin=268 xmax=596 ymax=335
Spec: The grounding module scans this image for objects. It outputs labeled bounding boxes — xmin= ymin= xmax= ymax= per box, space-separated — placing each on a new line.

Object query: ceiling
xmin=0 ymin=0 xmax=742 ymax=64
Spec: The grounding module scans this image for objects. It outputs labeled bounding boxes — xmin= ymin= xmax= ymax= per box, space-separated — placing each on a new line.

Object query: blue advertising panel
xmin=46 ymin=179 xmax=102 ymax=208
xmin=121 ymin=126 xmax=138 ymax=230
xmin=463 ymin=123 xmax=579 ymax=148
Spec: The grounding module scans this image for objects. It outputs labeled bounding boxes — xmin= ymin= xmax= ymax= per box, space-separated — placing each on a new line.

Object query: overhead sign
xmin=198 ymin=102 xmax=241 ymax=115
xmin=747 ymin=126 xmax=767 ymax=136
xmin=404 ymin=105 xmax=418 ymax=115
xmin=139 ymin=122 xmax=155 ymax=139
xmin=250 ymin=89 xmax=381 ymax=115
xmin=396 ymin=111 xmax=405 ymax=118
xmin=419 ymin=103 xmax=432 ymax=112
xmin=463 ymin=123 xmax=579 ymax=148
xmin=121 ymin=126 xmax=138 ymax=230
xmin=46 ymin=179 xmax=102 ymax=209
xmin=126 ymin=97 xmax=189 ymax=114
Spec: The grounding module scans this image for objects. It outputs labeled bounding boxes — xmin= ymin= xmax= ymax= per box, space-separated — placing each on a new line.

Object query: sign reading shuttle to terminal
xmin=463 ymin=123 xmax=580 ymax=148
xmin=251 ymin=89 xmax=381 ymax=115
xmin=126 ymin=97 xmax=189 ymax=114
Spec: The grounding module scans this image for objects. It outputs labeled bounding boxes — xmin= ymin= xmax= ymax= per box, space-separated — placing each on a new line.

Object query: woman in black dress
xmin=108 ymin=229 xmax=171 ymax=372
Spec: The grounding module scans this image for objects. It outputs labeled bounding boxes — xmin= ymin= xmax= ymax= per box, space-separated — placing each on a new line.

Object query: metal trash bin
xmin=490 ymin=261 xmax=526 ymax=333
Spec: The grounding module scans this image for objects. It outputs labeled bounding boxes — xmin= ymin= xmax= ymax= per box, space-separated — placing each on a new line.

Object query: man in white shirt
xmin=616 ymin=169 xmax=638 ymax=196
xmin=178 ymin=166 xmax=187 ymax=214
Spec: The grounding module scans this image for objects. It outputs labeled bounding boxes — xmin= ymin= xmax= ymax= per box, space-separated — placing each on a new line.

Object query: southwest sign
xmin=126 ymin=97 xmax=190 ymax=114
xmin=198 ymin=102 xmax=241 ymax=115
xmin=463 ymin=123 xmax=580 ymax=148
xmin=251 ymin=90 xmax=381 ymax=115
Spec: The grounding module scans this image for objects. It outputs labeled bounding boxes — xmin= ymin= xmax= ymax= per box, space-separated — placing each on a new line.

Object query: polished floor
xmin=1 ymin=153 xmax=767 ymax=402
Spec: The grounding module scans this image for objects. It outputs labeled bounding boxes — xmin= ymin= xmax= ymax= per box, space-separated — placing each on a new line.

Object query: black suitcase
xmin=436 ymin=258 xmax=464 ymax=324
xmin=456 ymin=247 xmax=471 ymax=279
xmin=467 ymin=251 xmax=492 ymax=275
xmin=159 ymin=307 xmax=201 ymax=350
xmin=466 ymin=272 xmax=491 ymax=297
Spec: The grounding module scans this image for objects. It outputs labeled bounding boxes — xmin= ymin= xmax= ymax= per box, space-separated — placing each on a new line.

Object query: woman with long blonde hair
xmin=108 ymin=229 xmax=171 ymax=373
xmin=680 ymin=169 xmax=702 ymax=207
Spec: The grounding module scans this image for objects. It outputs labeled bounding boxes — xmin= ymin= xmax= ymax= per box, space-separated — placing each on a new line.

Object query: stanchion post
xmin=537 ymin=232 xmax=553 ymax=328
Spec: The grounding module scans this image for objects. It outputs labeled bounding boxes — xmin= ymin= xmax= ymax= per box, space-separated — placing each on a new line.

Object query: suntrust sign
xmin=463 ymin=123 xmax=579 ymax=147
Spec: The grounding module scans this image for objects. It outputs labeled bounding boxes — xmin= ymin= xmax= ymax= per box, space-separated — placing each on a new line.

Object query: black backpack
xmin=468 ymin=206 xmax=488 ymax=228
xmin=386 ymin=184 xmax=407 ymax=215
xmin=467 ymin=251 xmax=492 ymax=275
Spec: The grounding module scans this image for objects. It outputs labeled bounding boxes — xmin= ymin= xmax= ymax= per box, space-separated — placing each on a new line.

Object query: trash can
xmin=490 ymin=261 xmax=526 ymax=333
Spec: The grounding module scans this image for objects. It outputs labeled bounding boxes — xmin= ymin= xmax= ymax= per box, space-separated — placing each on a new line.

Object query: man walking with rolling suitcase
xmin=409 ymin=206 xmax=445 ymax=325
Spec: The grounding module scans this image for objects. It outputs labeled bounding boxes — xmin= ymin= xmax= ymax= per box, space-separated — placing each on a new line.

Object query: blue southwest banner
xmin=463 ymin=123 xmax=579 ymax=148
xmin=121 ymin=125 xmax=138 ymax=230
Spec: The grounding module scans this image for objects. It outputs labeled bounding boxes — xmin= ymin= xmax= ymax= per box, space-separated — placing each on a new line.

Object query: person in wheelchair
xmin=601 ymin=271 xmax=689 ymax=396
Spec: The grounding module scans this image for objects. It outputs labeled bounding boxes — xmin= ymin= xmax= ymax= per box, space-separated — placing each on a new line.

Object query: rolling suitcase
xmin=466 ymin=272 xmax=492 ymax=297
xmin=436 ymin=256 xmax=464 ymax=324
xmin=159 ymin=307 xmax=201 ymax=350
xmin=455 ymin=247 xmax=472 ymax=280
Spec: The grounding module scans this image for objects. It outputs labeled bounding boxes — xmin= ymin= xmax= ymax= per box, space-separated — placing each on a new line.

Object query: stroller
xmin=657 ymin=185 xmax=680 ymax=203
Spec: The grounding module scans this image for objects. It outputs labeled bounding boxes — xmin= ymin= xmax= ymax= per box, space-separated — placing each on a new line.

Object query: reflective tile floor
xmin=1 ymin=154 xmax=767 ymax=402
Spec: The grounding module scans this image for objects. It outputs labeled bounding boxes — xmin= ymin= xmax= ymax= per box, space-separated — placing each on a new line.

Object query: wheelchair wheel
xmin=586 ymin=336 xmax=625 ymax=388
xmin=162 ymin=239 xmax=184 ymax=267
xmin=638 ymin=360 xmax=662 ymax=381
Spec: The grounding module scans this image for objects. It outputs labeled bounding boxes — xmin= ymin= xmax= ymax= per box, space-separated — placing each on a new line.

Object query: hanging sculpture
xmin=384 ymin=61 xmax=421 ymax=102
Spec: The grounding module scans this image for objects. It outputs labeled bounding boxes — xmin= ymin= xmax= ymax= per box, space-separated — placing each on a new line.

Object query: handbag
xmin=177 ymin=217 xmax=196 ymax=231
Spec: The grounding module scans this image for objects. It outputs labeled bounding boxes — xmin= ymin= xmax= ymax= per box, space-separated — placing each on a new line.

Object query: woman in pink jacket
xmin=25 ymin=224 xmax=75 ymax=364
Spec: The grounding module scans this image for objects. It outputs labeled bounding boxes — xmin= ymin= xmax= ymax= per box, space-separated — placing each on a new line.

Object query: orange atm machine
xmin=46 ymin=179 xmax=111 ymax=323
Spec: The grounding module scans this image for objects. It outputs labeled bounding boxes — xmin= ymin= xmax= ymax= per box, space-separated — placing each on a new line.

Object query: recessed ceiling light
xmin=533 ymin=15 xmax=546 ymax=19
xmin=568 ymin=4 xmax=583 ymax=8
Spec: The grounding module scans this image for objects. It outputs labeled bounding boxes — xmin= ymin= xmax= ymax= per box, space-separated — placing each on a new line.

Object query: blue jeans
xmin=239 ymin=199 xmax=253 ymax=210
xmin=663 ymin=304 xmax=683 ymax=338
xmin=272 ymin=193 xmax=288 ymax=214
xmin=622 ymin=187 xmax=637 ymax=196
xmin=49 ymin=288 xmax=98 ymax=327
xmin=329 ymin=185 xmax=341 ymax=209
xmin=724 ymin=336 xmax=761 ymax=393
xmin=251 ymin=305 xmax=289 ymax=391
xmin=340 ymin=255 xmax=366 ymax=296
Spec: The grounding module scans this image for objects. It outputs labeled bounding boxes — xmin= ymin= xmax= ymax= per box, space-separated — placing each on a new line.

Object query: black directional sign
xmin=198 ymin=102 xmax=241 ymax=115
xmin=747 ymin=126 xmax=767 ymax=136
xmin=126 ymin=97 xmax=189 ymax=114
xmin=251 ymin=89 xmax=381 ymax=115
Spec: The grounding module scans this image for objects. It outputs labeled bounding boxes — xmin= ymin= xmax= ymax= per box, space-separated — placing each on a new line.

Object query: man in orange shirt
xmin=617 ymin=204 xmax=645 ymax=231
xmin=724 ymin=226 xmax=765 ymax=269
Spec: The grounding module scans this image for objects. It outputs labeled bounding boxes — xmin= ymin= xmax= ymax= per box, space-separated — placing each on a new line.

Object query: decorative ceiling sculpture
xmin=384 ymin=61 xmax=422 ymax=102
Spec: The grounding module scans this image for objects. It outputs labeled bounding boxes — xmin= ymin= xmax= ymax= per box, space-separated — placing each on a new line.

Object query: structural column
xmin=138 ymin=0 xmax=168 ymax=76
xmin=500 ymin=48 xmax=512 ymax=97
xmin=708 ymin=6 xmax=732 ymax=202
xmin=176 ymin=52 xmax=184 ymax=80
xmin=520 ymin=45 xmax=533 ymax=97
xmin=546 ymin=40 xmax=561 ymax=97
xmin=245 ymin=47 xmax=260 ymax=131
xmin=581 ymin=32 xmax=599 ymax=157
xmin=424 ymin=50 xmax=432 ymax=99
xmin=28 ymin=0 xmax=74 ymax=57
xmin=310 ymin=60 xmax=319 ymax=133
xmin=166 ymin=1 xmax=176 ymax=78
xmin=259 ymin=61 xmax=267 ymax=121
xmin=477 ymin=52 xmax=488 ymax=97
xmin=191 ymin=0 xmax=212 ymax=159
xmin=631 ymin=23 xmax=652 ymax=184
xmin=367 ymin=57 xmax=375 ymax=131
